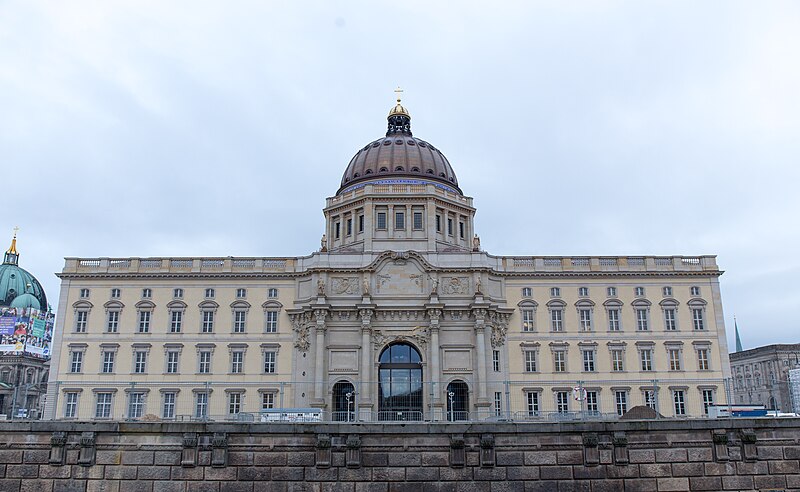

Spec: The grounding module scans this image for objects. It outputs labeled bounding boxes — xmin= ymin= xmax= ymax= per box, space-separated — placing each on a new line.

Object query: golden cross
xmin=12 ymin=226 xmax=19 ymax=237
xmin=394 ymin=86 xmax=403 ymax=103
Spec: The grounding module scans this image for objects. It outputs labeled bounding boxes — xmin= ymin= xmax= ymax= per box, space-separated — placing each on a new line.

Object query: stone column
xmin=473 ymin=308 xmax=488 ymax=402
xmin=358 ymin=308 xmax=374 ymax=404
xmin=427 ymin=308 xmax=442 ymax=401
xmin=313 ymin=308 xmax=327 ymax=404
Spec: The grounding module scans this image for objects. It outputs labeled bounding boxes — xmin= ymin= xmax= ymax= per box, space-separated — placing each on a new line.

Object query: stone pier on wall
xmin=0 ymin=419 xmax=799 ymax=491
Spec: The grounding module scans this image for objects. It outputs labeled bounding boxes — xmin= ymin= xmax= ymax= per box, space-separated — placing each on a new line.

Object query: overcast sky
xmin=2 ymin=1 xmax=799 ymax=350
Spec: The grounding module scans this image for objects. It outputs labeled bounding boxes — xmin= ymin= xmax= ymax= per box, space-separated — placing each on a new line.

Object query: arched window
xmin=446 ymin=380 xmax=469 ymax=421
xmin=332 ymin=381 xmax=356 ymax=422
xmin=378 ymin=343 xmax=423 ymax=421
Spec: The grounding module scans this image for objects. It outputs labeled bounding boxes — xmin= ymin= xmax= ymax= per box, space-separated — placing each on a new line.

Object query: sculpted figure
xmin=363 ymin=275 xmax=370 ymax=295
xmin=317 ymin=278 xmax=325 ymax=295
xmin=430 ymin=276 xmax=439 ymax=294
xmin=473 ymin=234 xmax=481 ymax=251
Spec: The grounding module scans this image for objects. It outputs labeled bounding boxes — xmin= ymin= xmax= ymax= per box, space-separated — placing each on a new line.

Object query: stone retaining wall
xmin=0 ymin=419 xmax=798 ymax=491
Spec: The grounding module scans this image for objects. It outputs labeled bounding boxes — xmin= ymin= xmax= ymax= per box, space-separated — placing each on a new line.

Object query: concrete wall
xmin=0 ymin=419 xmax=799 ymax=491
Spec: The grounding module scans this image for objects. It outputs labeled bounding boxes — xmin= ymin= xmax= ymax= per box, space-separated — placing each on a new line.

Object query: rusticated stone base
xmin=0 ymin=418 xmax=798 ymax=491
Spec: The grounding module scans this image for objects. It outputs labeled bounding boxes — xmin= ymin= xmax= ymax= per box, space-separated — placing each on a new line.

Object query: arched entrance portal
xmin=378 ymin=343 xmax=423 ymax=421
xmin=446 ymin=380 xmax=469 ymax=421
xmin=332 ymin=381 xmax=356 ymax=421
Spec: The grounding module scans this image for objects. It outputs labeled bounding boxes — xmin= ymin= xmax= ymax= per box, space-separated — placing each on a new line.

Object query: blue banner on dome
xmin=0 ymin=306 xmax=53 ymax=359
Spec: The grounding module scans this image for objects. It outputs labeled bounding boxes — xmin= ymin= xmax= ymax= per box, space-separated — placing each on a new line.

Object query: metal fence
xmin=49 ymin=378 xmax=731 ymax=422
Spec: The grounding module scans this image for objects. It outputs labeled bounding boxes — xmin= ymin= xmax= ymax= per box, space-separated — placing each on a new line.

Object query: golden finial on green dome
xmin=388 ymin=86 xmax=409 ymax=117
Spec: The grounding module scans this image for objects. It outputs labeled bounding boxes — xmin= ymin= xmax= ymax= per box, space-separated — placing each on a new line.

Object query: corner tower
xmin=323 ymin=93 xmax=476 ymax=253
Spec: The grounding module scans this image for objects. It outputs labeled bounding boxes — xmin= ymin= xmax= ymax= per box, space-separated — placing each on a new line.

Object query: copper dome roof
xmin=337 ymin=101 xmax=460 ymax=195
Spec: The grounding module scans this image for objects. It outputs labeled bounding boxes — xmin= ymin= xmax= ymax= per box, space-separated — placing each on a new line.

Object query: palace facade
xmin=44 ymin=98 xmax=732 ymax=421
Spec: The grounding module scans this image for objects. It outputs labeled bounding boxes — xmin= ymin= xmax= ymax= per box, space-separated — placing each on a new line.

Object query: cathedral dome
xmin=0 ymin=233 xmax=48 ymax=311
xmin=338 ymin=96 xmax=461 ymax=195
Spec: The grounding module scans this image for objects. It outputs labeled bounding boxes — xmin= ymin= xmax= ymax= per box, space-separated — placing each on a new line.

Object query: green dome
xmin=0 ymin=264 xmax=47 ymax=310
xmin=9 ymin=291 xmax=41 ymax=310
xmin=0 ymin=233 xmax=48 ymax=311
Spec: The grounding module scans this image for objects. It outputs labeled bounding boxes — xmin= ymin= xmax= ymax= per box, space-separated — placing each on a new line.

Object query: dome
xmin=10 ymin=291 xmax=41 ymax=310
xmin=0 ymin=232 xmax=48 ymax=311
xmin=338 ymin=96 xmax=461 ymax=195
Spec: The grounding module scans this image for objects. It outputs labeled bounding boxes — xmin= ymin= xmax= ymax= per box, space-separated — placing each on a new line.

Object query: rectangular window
xmin=585 ymin=391 xmax=598 ymax=414
xmin=692 ymin=308 xmax=705 ymax=330
xmin=228 ymin=393 xmax=242 ymax=415
xmin=459 ymin=221 xmax=465 ymax=239
xmin=102 ymin=351 xmax=115 ymax=374
xmin=582 ymin=350 xmax=596 ymax=372
xmin=611 ymin=349 xmax=624 ymax=372
xmin=447 ymin=218 xmax=453 ymax=236
xmin=205 ymin=288 xmax=215 ymax=299
xmin=268 ymin=288 xmax=279 ymax=298
xmin=64 ymin=392 xmax=79 ymax=419
xmin=578 ymin=309 xmax=592 ymax=331
xmin=70 ymin=351 xmax=83 ymax=373
xmin=75 ymin=311 xmax=88 ymax=333
xmin=138 ymin=311 xmax=151 ymax=333
xmin=550 ymin=287 xmax=561 ymax=297
xmin=162 ymin=392 xmax=176 ymax=419
xmin=644 ymin=390 xmax=656 ymax=409
xmin=635 ymin=287 xmax=645 ymax=296
xmin=166 ymin=351 xmax=180 ymax=374
xmin=265 ymin=311 xmax=278 ymax=333
xmin=615 ymin=391 xmax=628 ymax=416
xmin=607 ymin=286 xmax=617 ymax=297
xmin=550 ymin=309 xmax=563 ymax=332
xmin=261 ymin=392 xmax=275 ymax=410
xmin=636 ymin=308 xmax=649 ymax=331
xmin=664 ymin=308 xmax=677 ymax=331
xmin=690 ymin=286 xmax=701 ymax=296
xmin=494 ymin=392 xmax=502 ymax=417
xmin=697 ymin=349 xmax=710 ymax=370
xmin=578 ymin=287 xmax=589 ymax=297
xmin=553 ymin=351 xmax=566 ymax=372
xmin=106 ymin=311 xmax=119 ymax=333
xmin=669 ymin=349 xmax=682 ymax=371
xmin=170 ymin=310 xmax=183 ymax=333
xmin=556 ymin=391 xmax=569 ymax=413
xmin=702 ymin=389 xmax=714 ymax=415
xmin=195 ymin=392 xmax=209 ymax=419
xmin=376 ymin=212 xmax=387 ymax=230
xmin=673 ymin=390 xmax=686 ymax=416
xmin=492 ymin=350 xmax=500 ymax=372
xmin=198 ymin=351 xmax=212 ymax=374
xmin=236 ymin=288 xmax=247 ymax=298
xmin=522 ymin=287 xmax=532 ymax=297
xmin=173 ymin=288 xmax=183 ymax=298
xmin=435 ymin=214 xmax=441 ymax=232
xmin=334 ymin=222 xmax=340 ymax=239
xmin=128 ymin=392 xmax=146 ymax=419
xmin=142 ymin=288 xmax=152 ymax=299
xmin=95 ymin=392 xmax=113 ymax=419
xmin=525 ymin=351 xmax=538 ymax=372
xmin=663 ymin=286 xmax=673 ymax=296
xmin=608 ymin=309 xmax=620 ymax=331
xmin=233 ymin=311 xmax=247 ymax=333
xmin=346 ymin=218 xmax=352 ymax=236
xmin=413 ymin=212 xmax=423 ymax=230
xmin=358 ymin=214 xmax=364 ymax=233
xmin=133 ymin=351 xmax=148 ymax=374
xmin=640 ymin=349 xmax=653 ymax=371
xmin=526 ymin=392 xmax=539 ymax=417
xmin=80 ymin=288 xmax=90 ymax=298
xmin=231 ymin=351 xmax=244 ymax=373
xmin=111 ymin=288 xmax=121 ymax=298
xmin=263 ymin=351 xmax=276 ymax=373
xmin=522 ymin=309 xmax=535 ymax=332
xmin=395 ymin=211 xmax=405 ymax=230
xmin=202 ymin=311 xmax=214 ymax=333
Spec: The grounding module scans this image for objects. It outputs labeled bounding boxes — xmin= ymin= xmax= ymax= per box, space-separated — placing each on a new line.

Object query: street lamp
xmin=345 ymin=391 xmax=356 ymax=422
xmin=447 ymin=391 xmax=455 ymax=422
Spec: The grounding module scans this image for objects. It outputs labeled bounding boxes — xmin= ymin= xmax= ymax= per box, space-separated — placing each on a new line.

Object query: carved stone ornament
xmin=331 ymin=277 xmax=360 ymax=295
xmin=372 ymin=326 xmax=429 ymax=349
xmin=391 ymin=251 xmax=410 ymax=264
xmin=490 ymin=323 xmax=508 ymax=348
xmin=442 ymin=277 xmax=469 ymax=295
xmin=317 ymin=279 xmax=325 ymax=295
xmin=291 ymin=314 xmax=311 ymax=352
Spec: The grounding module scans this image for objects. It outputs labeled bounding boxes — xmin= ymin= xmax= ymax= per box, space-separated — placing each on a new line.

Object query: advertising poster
xmin=0 ymin=306 xmax=54 ymax=359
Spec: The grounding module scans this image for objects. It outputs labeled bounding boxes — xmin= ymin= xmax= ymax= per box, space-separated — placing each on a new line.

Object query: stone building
xmin=0 ymin=232 xmax=52 ymax=418
xmin=44 ymin=97 xmax=732 ymax=421
xmin=729 ymin=343 xmax=800 ymax=412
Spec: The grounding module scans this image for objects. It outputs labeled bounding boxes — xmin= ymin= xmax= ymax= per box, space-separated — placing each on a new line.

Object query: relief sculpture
xmin=331 ymin=277 xmax=360 ymax=295
xmin=441 ymin=276 xmax=469 ymax=295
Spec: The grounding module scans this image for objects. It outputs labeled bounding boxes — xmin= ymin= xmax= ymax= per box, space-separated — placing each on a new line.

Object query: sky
xmin=1 ymin=1 xmax=799 ymax=350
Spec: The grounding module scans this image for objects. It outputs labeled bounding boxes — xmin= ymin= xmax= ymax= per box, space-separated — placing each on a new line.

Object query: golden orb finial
xmin=388 ymin=86 xmax=409 ymax=117
xmin=6 ymin=226 xmax=18 ymax=255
